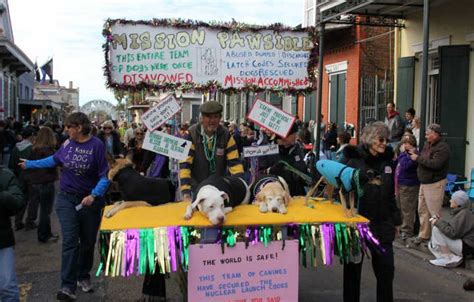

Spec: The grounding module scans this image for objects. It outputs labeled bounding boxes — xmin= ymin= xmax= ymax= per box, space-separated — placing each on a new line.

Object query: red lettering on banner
xmin=123 ymin=73 xmax=193 ymax=84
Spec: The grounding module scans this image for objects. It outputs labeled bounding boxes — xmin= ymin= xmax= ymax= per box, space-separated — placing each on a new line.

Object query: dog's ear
xmin=255 ymin=190 xmax=265 ymax=203
xmin=191 ymin=198 xmax=205 ymax=210
xmin=220 ymin=191 xmax=230 ymax=204
xmin=283 ymin=191 xmax=291 ymax=206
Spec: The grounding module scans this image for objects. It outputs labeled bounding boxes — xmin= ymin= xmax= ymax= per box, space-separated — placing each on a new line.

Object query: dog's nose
xmin=218 ymin=216 xmax=225 ymax=223
xmin=272 ymin=207 xmax=278 ymax=213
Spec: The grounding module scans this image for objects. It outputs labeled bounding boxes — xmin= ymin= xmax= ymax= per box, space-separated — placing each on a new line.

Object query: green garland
xmin=202 ymin=134 xmax=217 ymax=173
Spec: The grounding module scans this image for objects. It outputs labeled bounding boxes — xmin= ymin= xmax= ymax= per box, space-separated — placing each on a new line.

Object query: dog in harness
xmin=306 ymin=160 xmax=362 ymax=217
xmin=184 ymin=175 xmax=250 ymax=225
xmin=251 ymin=175 xmax=291 ymax=214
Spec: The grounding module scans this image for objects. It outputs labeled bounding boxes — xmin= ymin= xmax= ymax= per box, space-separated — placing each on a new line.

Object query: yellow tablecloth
xmin=100 ymin=197 xmax=368 ymax=231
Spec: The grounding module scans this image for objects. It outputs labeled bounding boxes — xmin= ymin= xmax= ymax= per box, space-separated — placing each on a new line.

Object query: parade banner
xmin=140 ymin=94 xmax=181 ymax=131
xmin=243 ymin=144 xmax=279 ymax=158
xmin=247 ymin=98 xmax=296 ymax=138
xmin=142 ymin=130 xmax=191 ymax=160
xmin=188 ymin=241 xmax=298 ymax=302
xmin=103 ymin=19 xmax=317 ymax=93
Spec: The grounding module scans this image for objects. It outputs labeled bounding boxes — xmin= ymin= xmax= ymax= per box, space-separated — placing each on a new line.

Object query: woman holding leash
xmin=342 ymin=121 xmax=402 ymax=302
xmin=19 ymin=112 xmax=109 ymax=301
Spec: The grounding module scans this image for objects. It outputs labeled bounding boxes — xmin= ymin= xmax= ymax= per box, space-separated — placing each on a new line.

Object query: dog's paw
xmin=224 ymin=207 xmax=233 ymax=214
xmin=279 ymin=207 xmax=288 ymax=214
xmin=184 ymin=205 xmax=194 ymax=220
xmin=259 ymin=203 xmax=268 ymax=213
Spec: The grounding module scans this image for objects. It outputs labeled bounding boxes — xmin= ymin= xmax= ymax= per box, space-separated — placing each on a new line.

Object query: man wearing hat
xmin=409 ymin=123 xmax=451 ymax=245
xmin=428 ymin=190 xmax=474 ymax=267
xmin=179 ymin=101 xmax=244 ymax=204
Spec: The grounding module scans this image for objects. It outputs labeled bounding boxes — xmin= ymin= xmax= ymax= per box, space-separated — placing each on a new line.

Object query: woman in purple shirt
xmin=19 ymin=112 xmax=109 ymax=301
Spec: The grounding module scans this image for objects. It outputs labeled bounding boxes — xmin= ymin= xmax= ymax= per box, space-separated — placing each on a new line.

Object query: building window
xmin=19 ymin=84 xmax=23 ymax=99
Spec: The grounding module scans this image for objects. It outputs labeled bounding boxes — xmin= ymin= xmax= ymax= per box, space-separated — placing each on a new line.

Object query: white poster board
xmin=243 ymin=144 xmax=279 ymax=158
xmin=247 ymin=98 xmax=296 ymax=138
xmin=140 ymin=94 xmax=181 ymax=131
xmin=142 ymin=130 xmax=191 ymax=161
xmin=106 ymin=20 xmax=314 ymax=91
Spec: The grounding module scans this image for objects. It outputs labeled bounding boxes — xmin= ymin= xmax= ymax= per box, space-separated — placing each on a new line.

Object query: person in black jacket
xmin=23 ymin=127 xmax=59 ymax=243
xmin=0 ymin=167 xmax=24 ymax=301
xmin=342 ymin=121 xmax=402 ymax=302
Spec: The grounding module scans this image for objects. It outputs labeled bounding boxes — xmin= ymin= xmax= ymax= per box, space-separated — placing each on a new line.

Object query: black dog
xmin=105 ymin=157 xmax=176 ymax=217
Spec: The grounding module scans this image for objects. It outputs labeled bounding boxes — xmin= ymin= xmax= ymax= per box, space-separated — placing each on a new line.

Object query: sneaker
xmin=400 ymin=232 xmax=408 ymax=240
xmin=445 ymin=255 xmax=463 ymax=268
xmin=56 ymin=288 xmax=76 ymax=301
xmin=39 ymin=234 xmax=59 ymax=244
xmin=77 ymin=279 xmax=94 ymax=293
xmin=411 ymin=236 xmax=429 ymax=245
xmin=429 ymin=256 xmax=451 ymax=267
xmin=428 ymin=242 xmax=443 ymax=259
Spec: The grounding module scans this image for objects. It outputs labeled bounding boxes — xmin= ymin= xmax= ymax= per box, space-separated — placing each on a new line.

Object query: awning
xmin=0 ymin=37 xmax=34 ymax=74
xmin=19 ymin=98 xmax=62 ymax=110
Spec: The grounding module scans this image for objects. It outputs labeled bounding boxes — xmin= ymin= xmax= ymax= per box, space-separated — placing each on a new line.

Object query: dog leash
xmin=277 ymin=160 xmax=313 ymax=184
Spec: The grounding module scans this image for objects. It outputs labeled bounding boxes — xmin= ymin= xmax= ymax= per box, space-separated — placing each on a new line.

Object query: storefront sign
xmin=188 ymin=241 xmax=298 ymax=302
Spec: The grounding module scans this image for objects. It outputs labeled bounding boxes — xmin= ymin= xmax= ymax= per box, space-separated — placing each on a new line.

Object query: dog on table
xmin=105 ymin=157 xmax=176 ymax=218
xmin=251 ymin=175 xmax=291 ymax=214
xmin=306 ymin=160 xmax=360 ymax=217
xmin=184 ymin=175 xmax=250 ymax=225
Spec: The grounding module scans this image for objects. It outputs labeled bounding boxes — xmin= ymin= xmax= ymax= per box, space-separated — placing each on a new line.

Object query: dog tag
xmin=384 ymin=166 xmax=392 ymax=174
xmin=216 ymin=148 xmax=224 ymax=156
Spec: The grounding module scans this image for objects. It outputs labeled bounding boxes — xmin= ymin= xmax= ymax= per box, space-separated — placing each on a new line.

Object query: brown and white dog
xmin=184 ymin=175 xmax=250 ymax=225
xmin=104 ymin=157 xmax=175 ymax=218
xmin=251 ymin=175 xmax=291 ymax=214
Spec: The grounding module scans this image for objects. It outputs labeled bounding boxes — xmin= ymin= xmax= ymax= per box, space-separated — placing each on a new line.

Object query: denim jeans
xmin=55 ymin=191 xmax=104 ymax=292
xmin=0 ymin=247 xmax=20 ymax=302
xmin=30 ymin=183 xmax=55 ymax=242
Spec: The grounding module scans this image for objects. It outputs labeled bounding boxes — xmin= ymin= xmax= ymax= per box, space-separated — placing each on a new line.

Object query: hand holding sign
xmin=140 ymin=95 xmax=181 ymax=131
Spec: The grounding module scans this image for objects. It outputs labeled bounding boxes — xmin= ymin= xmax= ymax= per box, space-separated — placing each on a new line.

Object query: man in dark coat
xmin=0 ymin=167 xmax=24 ymax=301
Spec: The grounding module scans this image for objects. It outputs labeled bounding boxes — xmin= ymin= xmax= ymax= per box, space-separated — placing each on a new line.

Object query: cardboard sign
xmin=140 ymin=95 xmax=181 ymax=131
xmin=106 ymin=19 xmax=315 ymax=92
xmin=243 ymin=144 xmax=279 ymax=158
xmin=247 ymin=98 xmax=296 ymax=138
xmin=142 ymin=130 xmax=191 ymax=161
xmin=188 ymin=241 xmax=298 ymax=302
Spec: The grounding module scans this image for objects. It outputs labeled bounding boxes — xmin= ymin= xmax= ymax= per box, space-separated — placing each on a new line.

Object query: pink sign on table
xmin=188 ymin=240 xmax=298 ymax=302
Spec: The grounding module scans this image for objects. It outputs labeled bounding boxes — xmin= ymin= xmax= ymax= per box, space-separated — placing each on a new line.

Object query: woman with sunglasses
xmin=97 ymin=120 xmax=124 ymax=158
xmin=341 ymin=121 xmax=402 ymax=302
xmin=18 ymin=112 xmax=109 ymax=300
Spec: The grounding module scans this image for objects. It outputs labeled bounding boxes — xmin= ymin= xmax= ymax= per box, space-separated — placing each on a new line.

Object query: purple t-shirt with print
xmin=53 ymin=136 xmax=108 ymax=195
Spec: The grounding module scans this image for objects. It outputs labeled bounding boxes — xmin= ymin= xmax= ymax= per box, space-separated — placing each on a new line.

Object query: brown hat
xmin=427 ymin=123 xmax=442 ymax=135
xmin=200 ymin=101 xmax=223 ymax=115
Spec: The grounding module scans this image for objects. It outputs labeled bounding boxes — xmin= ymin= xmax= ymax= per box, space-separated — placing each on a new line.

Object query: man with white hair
xmin=428 ymin=190 xmax=474 ymax=267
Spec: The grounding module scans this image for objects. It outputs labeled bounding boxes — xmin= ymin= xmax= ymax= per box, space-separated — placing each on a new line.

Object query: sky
xmin=9 ymin=0 xmax=304 ymax=107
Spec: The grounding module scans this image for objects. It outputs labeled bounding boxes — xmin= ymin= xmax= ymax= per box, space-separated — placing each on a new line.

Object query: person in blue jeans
xmin=19 ymin=112 xmax=109 ymax=301
xmin=0 ymin=167 xmax=24 ymax=302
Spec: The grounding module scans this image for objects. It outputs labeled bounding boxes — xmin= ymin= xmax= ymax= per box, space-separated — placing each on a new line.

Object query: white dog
xmin=184 ymin=175 xmax=250 ymax=225
xmin=252 ymin=176 xmax=291 ymax=214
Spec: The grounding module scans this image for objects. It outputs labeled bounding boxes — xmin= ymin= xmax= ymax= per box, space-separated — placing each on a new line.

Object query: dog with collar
xmin=184 ymin=175 xmax=250 ymax=225
xmin=251 ymin=175 xmax=291 ymax=214
xmin=104 ymin=157 xmax=176 ymax=218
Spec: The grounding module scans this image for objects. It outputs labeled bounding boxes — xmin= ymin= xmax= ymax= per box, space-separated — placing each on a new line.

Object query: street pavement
xmin=13 ymin=211 xmax=474 ymax=302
